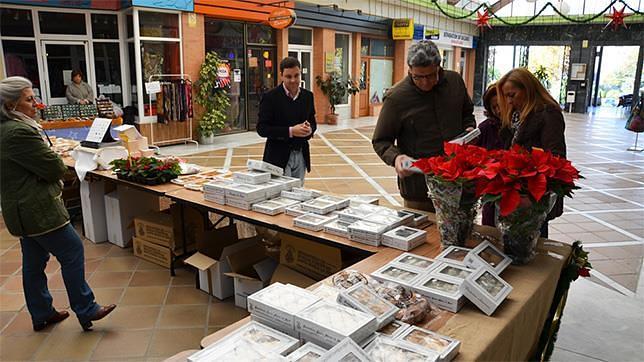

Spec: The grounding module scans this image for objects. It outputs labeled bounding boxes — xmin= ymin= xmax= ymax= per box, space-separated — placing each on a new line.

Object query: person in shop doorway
xmin=0 ymin=76 xmax=115 ymax=332
xmin=497 ymin=68 xmax=567 ymax=238
xmin=65 ymin=69 xmax=94 ymax=105
xmin=257 ymin=56 xmax=316 ymax=181
xmin=372 ymin=40 xmax=476 ymax=212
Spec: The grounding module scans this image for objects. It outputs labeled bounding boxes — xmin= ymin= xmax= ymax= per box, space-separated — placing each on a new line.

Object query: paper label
xmin=145 ymin=81 xmax=161 ymax=94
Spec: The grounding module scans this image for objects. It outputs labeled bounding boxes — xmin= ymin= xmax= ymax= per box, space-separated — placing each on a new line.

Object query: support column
xmin=277 ymin=28 xmax=289 ymax=62
xmin=313 ymin=27 xmax=335 ymax=124
xmin=394 ymin=40 xmax=411 ymax=83
xmin=182 ymin=13 xmax=205 ymax=140
xmin=351 ymin=33 xmax=362 ymax=119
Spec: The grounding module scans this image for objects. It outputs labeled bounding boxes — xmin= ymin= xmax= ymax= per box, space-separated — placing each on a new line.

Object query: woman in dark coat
xmin=497 ymin=68 xmax=567 ymax=238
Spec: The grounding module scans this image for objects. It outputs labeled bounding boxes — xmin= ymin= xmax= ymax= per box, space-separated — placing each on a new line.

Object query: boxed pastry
xmin=300 ymin=198 xmax=337 ymax=215
xmin=349 ymin=195 xmax=380 ymax=206
xmin=233 ymin=170 xmax=272 ymax=185
xmin=264 ymin=180 xmax=286 ymax=198
xmin=397 ymin=326 xmax=460 ymax=362
xmin=188 ymin=321 xmax=298 ymax=361
xmin=281 ymin=189 xmax=314 ymax=202
xmin=390 ymin=252 xmax=438 ymax=273
xmin=370 ymin=263 xmax=425 ymax=286
xmin=323 ymin=219 xmax=352 ymax=238
xmin=382 ymin=226 xmax=427 ymax=251
xmin=287 ymin=342 xmax=327 ymax=362
xmin=348 ymin=220 xmax=389 ymax=246
xmin=431 ymin=262 xmax=476 ymax=283
xmin=462 ymin=267 xmax=513 ymax=316
xmin=370 ymin=210 xmax=414 ymax=228
xmin=271 ymin=175 xmax=303 ymax=190
xmin=377 ymin=320 xmax=411 ymax=338
xmin=252 ymin=200 xmax=289 ymax=216
xmin=319 ymin=337 xmax=370 ymax=362
xmin=247 ymin=283 xmax=321 ymax=335
xmin=285 ymin=203 xmax=307 ymax=217
xmin=464 ymin=241 xmax=512 ymax=275
xmin=400 ymin=209 xmax=432 ymax=228
xmin=316 ymin=195 xmax=350 ymax=210
xmin=336 ymin=207 xmax=374 ymax=223
xmin=435 ymin=246 xmax=473 ymax=268
xmin=338 ymin=283 xmax=399 ymax=329
xmin=311 ymin=283 xmax=341 ymax=302
xmin=247 ymin=159 xmax=284 ymax=176
xmin=295 ymin=300 xmax=377 ymax=349
xmin=412 ymin=273 xmax=465 ymax=313
xmin=293 ymin=213 xmax=337 ymax=232
xmin=365 ymin=213 xmax=402 ymax=231
xmin=226 ymin=196 xmax=262 ymax=210
xmin=365 ymin=335 xmax=439 ymax=362
xmin=188 ymin=339 xmax=287 ymax=362
xmin=225 ymin=183 xmax=267 ymax=202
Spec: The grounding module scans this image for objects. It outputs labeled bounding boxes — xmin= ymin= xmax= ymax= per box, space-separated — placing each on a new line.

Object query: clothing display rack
xmin=147 ymin=74 xmax=198 ymax=148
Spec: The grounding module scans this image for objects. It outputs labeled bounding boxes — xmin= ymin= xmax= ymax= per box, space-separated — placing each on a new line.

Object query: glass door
xmin=247 ymin=46 xmax=276 ymax=130
xmin=41 ymin=40 xmax=90 ymax=105
xmin=288 ymin=48 xmax=312 ymax=91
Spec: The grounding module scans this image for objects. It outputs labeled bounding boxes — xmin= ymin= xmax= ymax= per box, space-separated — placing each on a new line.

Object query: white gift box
xmin=294 ymin=213 xmax=337 ymax=231
xmin=287 ymin=342 xmax=327 ymax=362
xmin=435 ymin=246 xmax=474 ymax=268
xmin=464 ymin=241 xmax=512 ymax=275
xmin=188 ymin=321 xmax=299 ymax=361
xmin=377 ymin=320 xmax=411 ymax=338
xmin=247 ymin=159 xmax=284 ymax=176
xmin=311 ymin=284 xmax=341 ymax=302
xmin=263 ymin=180 xmax=285 ymax=198
xmin=348 ymin=220 xmax=388 ymax=246
xmin=397 ymin=326 xmax=460 ymax=362
xmin=281 ymin=190 xmax=314 ymax=202
xmin=338 ymin=283 xmax=399 ymax=329
xmin=225 ymin=183 xmax=267 ymax=202
xmin=382 ymin=226 xmax=427 ymax=251
xmin=349 ymin=195 xmax=380 ymax=206
xmin=293 ymin=187 xmax=324 ymax=197
xmin=369 ymin=210 xmax=414 ymax=229
xmin=324 ymin=219 xmax=352 ymax=238
xmin=390 ymin=252 xmax=438 ymax=273
xmin=319 ymin=337 xmax=371 ymax=362
xmin=371 ymin=263 xmax=425 ymax=286
xmin=431 ymin=262 xmax=476 ymax=283
xmin=365 ymin=335 xmax=439 ymax=362
xmin=285 ymin=203 xmax=307 ymax=217
xmin=188 ymin=339 xmax=287 ymax=362
xmin=316 ymin=195 xmax=351 ymax=210
xmin=462 ymin=267 xmax=513 ymax=316
xmin=233 ymin=170 xmax=272 ymax=185
xmin=247 ymin=283 xmax=321 ymax=335
xmin=272 ymin=175 xmax=303 ymax=190
xmin=226 ymin=196 xmax=262 ymax=210
xmin=204 ymin=192 xmax=226 ymax=205
xmin=295 ymin=300 xmax=377 ymax=349
xmin=301 ymin=198 xmax=337 ymax=215
xmin=252 ymin=200 xmax=289 ymax=216
xmin=412 ymin=273 xmax=465 ymax=313
xmin=400 ymin=209 xmax=432 ymax=228
xmin=336 ymin=207 xmax=373 ymax=223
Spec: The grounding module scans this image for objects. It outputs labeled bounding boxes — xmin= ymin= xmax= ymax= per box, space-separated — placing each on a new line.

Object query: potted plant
xmin=196 ymin=51 xmax=230 ymax=144
xmin=315 ymin=72 xmax=359 ymax=125
xmin=110 ymin=157 xmax=181 ymax=185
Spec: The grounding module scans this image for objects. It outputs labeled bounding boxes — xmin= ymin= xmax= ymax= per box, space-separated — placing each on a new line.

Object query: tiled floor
xmin=1 ymin=107 xmax=643 ymax=360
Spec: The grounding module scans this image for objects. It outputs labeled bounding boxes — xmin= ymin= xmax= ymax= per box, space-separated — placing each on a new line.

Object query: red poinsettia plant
xmin=476 ymin=145 xmax=582 ymax=216
xmin=110 ymin=156 xmax=181 ymax=185
xmin=412 ymin=143 xmax=490 ymax=184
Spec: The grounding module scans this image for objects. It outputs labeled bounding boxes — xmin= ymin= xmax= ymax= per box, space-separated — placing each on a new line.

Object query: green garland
xmin=414 ymin=0 xmax=643 ymax=27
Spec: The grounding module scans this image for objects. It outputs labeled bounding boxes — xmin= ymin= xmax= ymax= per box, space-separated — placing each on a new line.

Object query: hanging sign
xmin=145 ymin=81 xmax=161 ymax=94
xmin=438 ymin=30 xmax=473 ymax=48
xmin=413 ymin=24 xmax=424 ymax=40
xmin=268 ymin=8 xmax=296 ymax=29
xmin=392 ymin=18 xmax=414 ymax=40
xmin=424 ymin=28 xmax=440 ymax=40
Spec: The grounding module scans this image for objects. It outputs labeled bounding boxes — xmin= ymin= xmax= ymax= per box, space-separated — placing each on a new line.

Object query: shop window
xmin=370 ymin=38 xmax=394 ymax=57
xmin=288 ymin=28 xmax=312 ymax=46
xmin=2 ymin=40 xmax=41 ymax=94
xmin=1 ymin=8 xmax=34 ymax=37
xmin=91 ymin=14 xmax=118 ymax=39
xmin=335 ymin=33 xmax=350 ymax=105
xmin=369 ymin=59 xmax=393 ymax=104
xmin=94 ymin=43 xmax=123 ymax=106
xmin=247 ymin=24 xmax=274 ymax=45
xmin=39 ymin=12 xmax=86 ymax=35
xmin=139 ymin=11 xmax=179 ymax=38
xmin=442 ymin=49 xmax=453 ymax=70
xmin=140 ymin=41 xmax=180 ymax=113
xmin=127 ymin=14 xmax=134 ymax=38
xmin=128 ymin=42 xmax=137 ymax=106
xmin=361 ymin=38 xmax=370 ymax=56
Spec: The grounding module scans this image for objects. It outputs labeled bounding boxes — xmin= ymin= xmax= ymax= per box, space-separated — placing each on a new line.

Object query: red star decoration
xmin=604 ymin=6 xmax=632 ymax=31
xmin=477 ymin=9 xmax=492 ymax=30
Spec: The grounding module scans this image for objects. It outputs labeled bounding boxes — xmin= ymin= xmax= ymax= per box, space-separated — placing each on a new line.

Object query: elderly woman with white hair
xmin=0 ymin=76 xmax=115 ymax=331
xmin=372 ymin=40 xmax=476 ymax=212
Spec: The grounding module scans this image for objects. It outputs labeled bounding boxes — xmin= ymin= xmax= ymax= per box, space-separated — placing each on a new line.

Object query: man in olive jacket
xmin=372 ymin=40 xmax=476 ymax=212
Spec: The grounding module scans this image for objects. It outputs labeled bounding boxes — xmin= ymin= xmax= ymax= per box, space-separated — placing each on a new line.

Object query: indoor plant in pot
xmin=315 ymin=72 xmax=359 ymax=125
xmin=196 ymin=51 xmax=230 ymax=144
xmin=110 ymin=156 xmax=181 ymax=185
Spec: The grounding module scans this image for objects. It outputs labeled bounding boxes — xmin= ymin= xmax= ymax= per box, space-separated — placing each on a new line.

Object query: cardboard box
xmin=462 ymin=267 xmax=513 ymax=316
xmin=134 ymin=211 xmax=174 ymax=248
xmin=279 ymin=233 xmax=342 ymax=281
xmin=104 ymin=185 xmax=161 ymax=248
xmin=80 ymin=180 xmax=108 ymax=243
xmin=225 ymin=240 xmax=278 ymax=308
xmin=133 ymin=236 xmax=172 ymax=268
xmin=270 ymin=264 xmax=316 ymax=288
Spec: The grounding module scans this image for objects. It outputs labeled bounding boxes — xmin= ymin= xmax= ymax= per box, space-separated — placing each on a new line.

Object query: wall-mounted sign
xmin=413 ymin=24 xmax=424 ymax=41
xmin=215 ymin=62 xmax=231 ymax=88
xmin=570 ymin=63 xmax=587 ymax=81
xmin=133 ymin=0 xmax=194 ymax=11
xmin=325 ymin=52 xmax=335 ymax=73
xmin=268 ymin=8 xmax=296 ymax=29
xmin=435 ymin=30 xmax=473 ymax=48
xmin=392 ymin=18 xmax=414 ymax=40
xmin=424 ymin=27 xmax=440 ymax=40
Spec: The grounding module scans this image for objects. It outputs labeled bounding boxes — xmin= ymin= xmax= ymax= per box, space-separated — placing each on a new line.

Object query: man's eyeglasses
xmin=410 ymin=73 xmax=439 ymax=82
